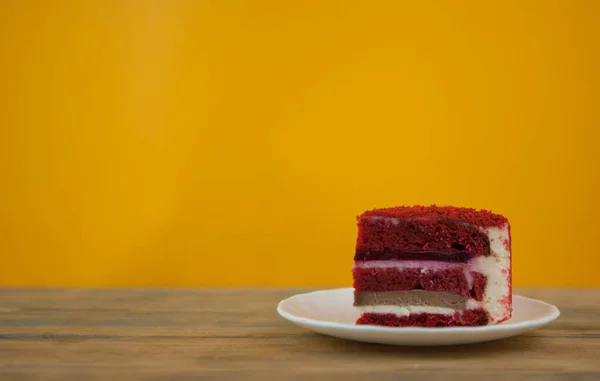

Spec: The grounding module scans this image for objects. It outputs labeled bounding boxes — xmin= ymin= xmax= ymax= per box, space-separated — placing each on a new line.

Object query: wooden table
xmin=0 ymin=288 xmax=597 ymax=380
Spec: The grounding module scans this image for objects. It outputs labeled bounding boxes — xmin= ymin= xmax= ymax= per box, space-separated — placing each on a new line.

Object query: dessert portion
xmin=353 ymin=205 xmax=512 ymax=327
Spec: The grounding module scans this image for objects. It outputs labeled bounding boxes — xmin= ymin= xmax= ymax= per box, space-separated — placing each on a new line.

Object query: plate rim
xmin=277 ymin=287 xmax=560 ymax=333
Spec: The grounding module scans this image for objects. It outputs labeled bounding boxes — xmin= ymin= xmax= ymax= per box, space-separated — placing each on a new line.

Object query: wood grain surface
xmin=0 ymin=288 xmax=598 ymax=381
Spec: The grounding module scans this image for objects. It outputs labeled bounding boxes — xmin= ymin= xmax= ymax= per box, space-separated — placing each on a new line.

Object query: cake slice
xmin=353 ymin=205 xmax=512 ymax=327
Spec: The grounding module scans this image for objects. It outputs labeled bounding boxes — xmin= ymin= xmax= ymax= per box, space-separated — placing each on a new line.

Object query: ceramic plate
xmin=277 ymin=288 xmax=559 ymax=346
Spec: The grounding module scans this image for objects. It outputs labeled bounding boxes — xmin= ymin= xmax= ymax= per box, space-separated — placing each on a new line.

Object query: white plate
xmin=277 ymin=288 xmax=560 ymax=346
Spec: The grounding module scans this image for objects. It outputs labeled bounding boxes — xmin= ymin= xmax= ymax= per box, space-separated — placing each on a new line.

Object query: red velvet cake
xmin=353 ymin=205 xmax=512 ymax=327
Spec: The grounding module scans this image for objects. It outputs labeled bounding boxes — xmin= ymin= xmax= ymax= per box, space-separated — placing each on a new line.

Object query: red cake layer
xmin=356 ymin=309 xmax=489 ymax=327
xmin=360 ymin=205 xmax=507 ymax=228
xmin=353 ymin=267 xmax=487 ymax=301
xmin=355 ymin=216 xmax=490 ymax=260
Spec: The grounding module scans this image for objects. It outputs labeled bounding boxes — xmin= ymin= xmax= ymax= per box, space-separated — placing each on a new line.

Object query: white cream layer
xmin=357 ymin=305 xmax=456 ymax=316
xmin=475 ymin=223 xmax=511 ymax=322
xmin=357 ymin=299 xmax=482 ymax=316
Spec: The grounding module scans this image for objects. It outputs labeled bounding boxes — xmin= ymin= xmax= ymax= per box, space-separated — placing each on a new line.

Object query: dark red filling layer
xmin=356 ymin=217 xmax=490 ymax=260
xmin=355 ymin=250 xmax=475 ymax=262
xmin=356 ymin=309 xmax=489 ymax=327
xmin=353 ymin=267 xmax=487 ymax=301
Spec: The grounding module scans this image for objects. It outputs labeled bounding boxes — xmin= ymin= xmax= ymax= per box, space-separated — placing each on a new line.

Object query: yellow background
xmin=1 ymin=1 xmax=598 ymax=287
